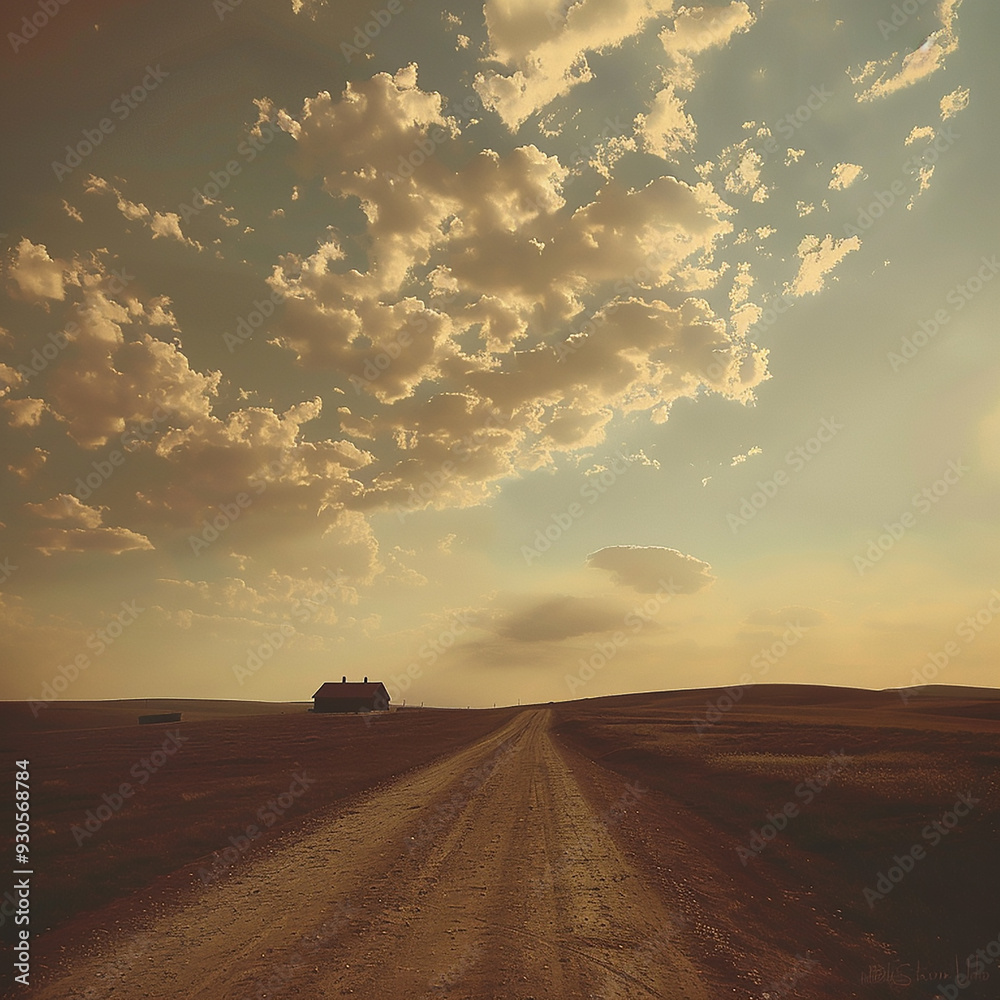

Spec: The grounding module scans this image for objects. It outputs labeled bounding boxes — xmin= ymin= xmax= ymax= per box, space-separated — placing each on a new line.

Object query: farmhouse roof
xmin=312 ymin=681 xmax=388 ymax=699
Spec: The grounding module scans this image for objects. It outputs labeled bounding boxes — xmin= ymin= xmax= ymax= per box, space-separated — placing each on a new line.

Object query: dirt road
xmin=32 ymin=709 xmax=708 ymax=999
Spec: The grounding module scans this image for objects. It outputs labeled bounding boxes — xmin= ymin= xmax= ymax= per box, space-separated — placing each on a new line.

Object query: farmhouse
xmin=312 ymin=677 xmax=389 ymax=714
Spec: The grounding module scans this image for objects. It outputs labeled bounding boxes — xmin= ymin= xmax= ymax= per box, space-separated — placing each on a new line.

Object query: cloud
xmin=475 ymin=0 xmax=676 ymax=131
xmin=46 ymin=330 xmax=219 ymax=448
xmin=637 ymin=85 xmax=697 ymax=160
xmin=905 ymin=125 xmax=936 ymax=145
xmin=24 ymin=497 xmax=153 ymax=556
xmin=659 ymin=2 xmax=756 ymax=90
xmin=852 ymin=0 xmax=962 ymax=103
xmin=23 ymin=494 xmax=105 ymax=528
xmin=254 ymin=68 xmax=769 ymax=517
xmin=730 ymin=445 xmax=761 ymax=466
xmin=7 ymin=447 xmax=48 ymax=482
xmin=829 ymin=162 xmax=863 ymax=191
xmin=34 ymin=526 xmax=154 ymax=557
xmin=718 ymin=139 xmax=769 ymax=202
xmin=6 ymin=239 xmax=68 ymax=303
xmin=3 ymin=397 xmax=48 ymax=428
xmin=492 ymin=594 xmax=626 ymax=642
xmin=786 ymin=234 xmax=861 ymax=296
xmin=85 ymin=176 xmax=203 ymax=250
xmin=939 ymin=85 xmax=969 ymax=119
xmin=586 ymin=544 xmax=715 ymax=594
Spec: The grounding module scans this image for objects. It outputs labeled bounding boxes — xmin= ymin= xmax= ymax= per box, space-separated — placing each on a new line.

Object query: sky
xmin=1 ymin=0 xmax=998 ymax=710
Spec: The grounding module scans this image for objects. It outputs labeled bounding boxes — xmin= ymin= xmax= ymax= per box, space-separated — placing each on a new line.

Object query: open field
xmin=5 ymin=685 xmax=1000 ymax=998
xmin=1 ymin=700 xmax=521 ymax=935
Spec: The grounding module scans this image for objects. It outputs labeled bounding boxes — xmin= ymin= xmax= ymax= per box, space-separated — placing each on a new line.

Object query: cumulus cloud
xmin=34 ymin=526 xmax=154 ymax=557
xmin=46 ymin=330 xmax=220 ymax=448
xmin=659 ymin=2 xmax=756 ymax=91
xmin=718 ymin=140 xmax=769 ymax=202
xmin=636 ymin=4 xmax=754 ymax=164
xmin=939 ymin=85 xmax=969 ymax=119
xmin=7 ymin=447 xmax=48 ymax=482
xmin=475 ymin=0 xmax=676 ymax=131
xmin=786 ymin=234 xmax=861 ymax=296
xmin=586 ymin=544 xmax=715 ymax=594
xmin=0 ymin=247 xmax=215 ymax=449
xmin=852 ymin=0 xmax=962 ymax=103
xmin=85 ymin=176 xmax=203 ymax=251
xmin=3 ymin=397 xmax=49 ymax=428
xmin=905 ymin=125 xmax=936 ymax=145
xmin=23 ymin=494 xmax=105 ymax=528
xmin=829 ymin=162 xmax=863 ymax=190
xmin=23 ymin=496 xmax=153 ymax=556
xmin=6 ymin=239 xmax=68 ymax=303
xmin=253 ymin=67 xmax=769 ymax=517
xmin=637 ymin=85 xmax=697 ymax=160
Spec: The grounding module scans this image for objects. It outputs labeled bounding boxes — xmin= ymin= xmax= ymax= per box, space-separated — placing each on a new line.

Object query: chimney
xmin=342 ymin=676 xmax=346 ymax=683
xmin=363 ymin=676 xmax=368 ymax=683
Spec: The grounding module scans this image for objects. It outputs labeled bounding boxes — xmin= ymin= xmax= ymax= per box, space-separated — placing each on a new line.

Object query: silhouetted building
xmin=312 ymin=677 xmax=389 ymax=714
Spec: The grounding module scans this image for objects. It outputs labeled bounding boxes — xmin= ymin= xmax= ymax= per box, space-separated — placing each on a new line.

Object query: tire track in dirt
xmin=31 ymin=710 xmax=707 ymax=999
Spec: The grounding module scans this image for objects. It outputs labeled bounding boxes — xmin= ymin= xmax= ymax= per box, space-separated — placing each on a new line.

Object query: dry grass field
xmin=5 ymin=685 xmax=999 ymax=998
